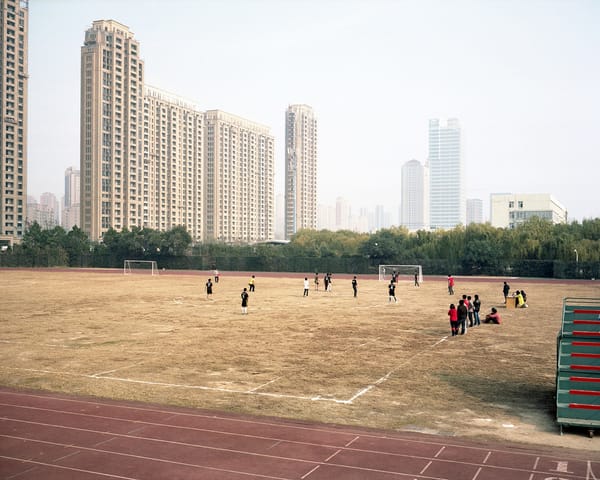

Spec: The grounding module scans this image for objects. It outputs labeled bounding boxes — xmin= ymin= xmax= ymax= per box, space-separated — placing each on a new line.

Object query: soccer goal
xmin=123 ymin=260 xmax=159 ymax=275
xmin=379 ymin=265 xmax=423 ymax=283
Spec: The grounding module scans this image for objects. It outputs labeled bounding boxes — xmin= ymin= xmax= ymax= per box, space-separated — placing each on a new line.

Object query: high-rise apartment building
xmin=0 ymin=0 xmax=28 ymax=244
xmin=63 ymin=167 xmax=80 ymax=230
xmin=64 ymin=167 xmax=80 ymax=208
xmin=27 ymin=195 xmax=57 ymax=229
xmin=80 ymin=20 xmax=275 ymax=243
xmin=80 ymin=20 xmax=144 ymax=241
xmin=284 ymin=104 xmax=317 ymax=239
xmin=317 ymin=203 xmax=335 ymax=231
xmin=205 ymin=110 xmax=274 ymax=243
xmin=40 ymin=191 xmax=59 ymax=226
xmin=466 ymin=198 xmax=483 ymax=225
xmin=428 ymin=118 xmax=465 ymax=230
xmin=143 ymin=86 xmax=205 ymax=240
xmin=335 ymin=197 xmax=351 ymax=231
xmin=400 ymin=159 xmax=429 ymax=230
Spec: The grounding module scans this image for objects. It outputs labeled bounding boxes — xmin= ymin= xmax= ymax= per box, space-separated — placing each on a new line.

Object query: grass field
xmin=2 ymin=268 xmax=599 ymax=451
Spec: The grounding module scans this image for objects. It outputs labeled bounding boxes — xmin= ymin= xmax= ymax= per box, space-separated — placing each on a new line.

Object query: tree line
xmin=1 ymin=217 xmax=599 ymax=278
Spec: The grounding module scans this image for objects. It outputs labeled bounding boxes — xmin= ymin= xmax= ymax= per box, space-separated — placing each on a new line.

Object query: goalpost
xmin=123 ymin=260 xmax=159 ymax=275
xmin=379 ymin=265 xmax=423 ymax=283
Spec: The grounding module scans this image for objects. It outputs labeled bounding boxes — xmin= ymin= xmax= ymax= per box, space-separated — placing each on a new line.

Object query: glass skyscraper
xmin=428 ymin=118 xmax=465 ymax=229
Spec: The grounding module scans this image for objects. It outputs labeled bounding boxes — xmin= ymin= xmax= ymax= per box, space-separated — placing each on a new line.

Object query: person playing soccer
xmin=352 ymin=276 xmax=358 ymax=297
xmin=388 ymin=281 xmax=397 ymax=303
xmin=303 ymin=277 xmax=310 ymax=296
xmin=241 ymin=287 xmax=249 ymax=314
xmin=248 ymin=275 xmax=255 ymax=292
xmin=205 ymin=278 xmax=213 ymax=299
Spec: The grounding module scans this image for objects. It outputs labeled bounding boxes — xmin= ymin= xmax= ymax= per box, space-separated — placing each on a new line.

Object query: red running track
xmin=0 ymin=387 xmax=598 ymax=480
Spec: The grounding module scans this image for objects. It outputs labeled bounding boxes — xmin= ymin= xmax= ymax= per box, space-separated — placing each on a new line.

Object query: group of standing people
xmin=447 ymin=293 xmax=482 ymax=336
xmin=447 ymin=278 xmax=521 ymax=336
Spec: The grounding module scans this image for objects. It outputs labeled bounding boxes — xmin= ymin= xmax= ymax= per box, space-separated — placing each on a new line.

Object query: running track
xmin=0 ymin=387 xmax=598 ymax=480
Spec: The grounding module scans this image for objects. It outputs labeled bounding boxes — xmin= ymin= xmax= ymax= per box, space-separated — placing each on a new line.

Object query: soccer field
xmin=1 ymin=269 xmax=599 ymax=451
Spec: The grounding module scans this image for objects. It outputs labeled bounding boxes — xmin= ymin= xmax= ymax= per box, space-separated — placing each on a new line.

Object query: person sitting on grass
xmin=520 ymin=289 xmax=528 ymax=307
xmin=483 ymin=307 xmax=501 ymax=324
xmin=515 ymin=290 xmax=526 ymax=308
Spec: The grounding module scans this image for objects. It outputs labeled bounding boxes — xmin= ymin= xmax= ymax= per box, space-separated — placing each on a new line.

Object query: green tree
xmin=162 ymin=226 xmax=192 ymax=256
xmin=21 ymin=222 xmax=47 ymax=251
xmin=64 ymin=226 xmax=92 ymax=264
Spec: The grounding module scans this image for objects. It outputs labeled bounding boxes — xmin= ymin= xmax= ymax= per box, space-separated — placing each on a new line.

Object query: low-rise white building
xmin=490 ymin=193 xmax=567 ymax=229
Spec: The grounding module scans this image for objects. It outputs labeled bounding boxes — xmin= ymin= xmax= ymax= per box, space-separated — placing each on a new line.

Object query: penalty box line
xmin=1 ymin=366 xmax=349 ymax=404
xmin=1 ymin=336 xmax=448 ymax=405
xmin=347 ymin=335 xmax=449 ymax=404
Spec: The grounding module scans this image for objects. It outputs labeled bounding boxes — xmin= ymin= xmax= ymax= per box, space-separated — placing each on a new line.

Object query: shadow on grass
xmin=437 ymin=373 xmax=557 ymax=429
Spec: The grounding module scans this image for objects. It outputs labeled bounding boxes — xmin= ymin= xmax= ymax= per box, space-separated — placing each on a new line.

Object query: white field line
xmin=1 ymin=367 xmax=345 ymax=403
xmin=1 ymin=335 xmax=449 ymax=406
xmin=90 ymin=362 xmax=147 ymax=377
xmin=344 ymin=335 xmax=449 ymax=404
xmin=588 ymin=461 xmax=599 ymax=480
xmin=247 ymin=377 xmax=282 ymax=393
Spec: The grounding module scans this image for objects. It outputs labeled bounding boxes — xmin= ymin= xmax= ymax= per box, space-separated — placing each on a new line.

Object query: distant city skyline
xmin=24 ymin=1 xmax=600 ymax=226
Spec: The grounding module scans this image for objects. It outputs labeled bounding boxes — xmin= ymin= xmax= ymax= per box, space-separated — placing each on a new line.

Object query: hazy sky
xmin=28 ymin=0 xmax=600 ymax=221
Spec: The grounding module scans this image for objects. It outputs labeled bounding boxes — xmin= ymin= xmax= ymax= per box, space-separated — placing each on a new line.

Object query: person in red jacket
xmin=448 ymin=303 xmax=459 ymax=336
xmin=447 ymin=274 xmax=455 ymax=295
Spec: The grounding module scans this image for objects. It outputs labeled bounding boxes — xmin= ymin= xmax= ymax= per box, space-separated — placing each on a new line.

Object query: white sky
xmin=27 ymin=0 xmax=600 ymax=221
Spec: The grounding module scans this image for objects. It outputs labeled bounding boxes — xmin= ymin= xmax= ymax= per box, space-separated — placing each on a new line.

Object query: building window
xmin=508 ymin=201 xmax=514 ymax=208
xmin=518 ymin=201 xmax=523 ymax=208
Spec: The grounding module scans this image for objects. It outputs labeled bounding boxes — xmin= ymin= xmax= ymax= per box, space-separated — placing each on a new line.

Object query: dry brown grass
xmin=2 ymin=268 xmax=599 ymax=451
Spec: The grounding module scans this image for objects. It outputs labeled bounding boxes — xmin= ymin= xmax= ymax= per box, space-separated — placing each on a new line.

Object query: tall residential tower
xmin=428 ymin=118 xmax=465 ymax=229
xmin=400 ymin=159 xmax=429 ymax=230
xmin=205 ymin=110 xmax=275 ymax=243
xmin=63 ymin=167 xmax=80 ymax=230
xmin=80 ymin=20 xmax=144 ymax=241
xmin=284 ymin=104 xmax=317 ymax=239
xmin=0 ymin=0 xmax=28 ymax=244
xmin=80 ymin=20 xmax=274 ymax=243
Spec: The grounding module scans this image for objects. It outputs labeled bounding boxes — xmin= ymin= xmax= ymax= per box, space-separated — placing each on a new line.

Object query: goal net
xmin=124 ymin=260 xmax=158 ymax=275
xmin=379 ymin=265 xmax=422 ymax=283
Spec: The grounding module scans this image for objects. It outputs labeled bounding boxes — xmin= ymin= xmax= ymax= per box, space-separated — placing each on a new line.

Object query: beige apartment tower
xmin=205 ymin=110 xmax=275 ymax=243
xmin=143 ymin=86 xmax=205 ymax=241
xmin=80 ymin=20 xmax=144 ymax=241
xmin=285 ymin=104 xmax=317 ymax=239
xmin=81 ymin=20 xmax=275 ymax=243
xmin=0 ymin=0 xmax=28 ymax=244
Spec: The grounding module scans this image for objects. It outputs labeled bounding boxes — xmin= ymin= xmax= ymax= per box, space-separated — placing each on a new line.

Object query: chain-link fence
xmin=1 ymin=251 xmax=598 ymax=279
